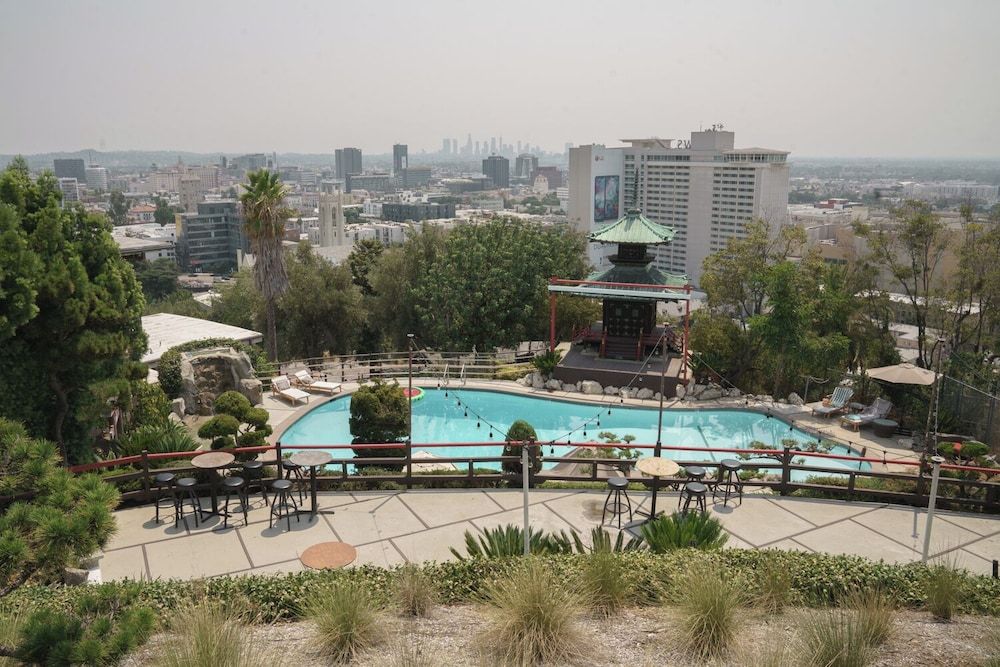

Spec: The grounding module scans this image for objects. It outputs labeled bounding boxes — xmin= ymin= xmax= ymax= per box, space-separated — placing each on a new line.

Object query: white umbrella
xmin=865 ymin=362 xmax=938 ymax=386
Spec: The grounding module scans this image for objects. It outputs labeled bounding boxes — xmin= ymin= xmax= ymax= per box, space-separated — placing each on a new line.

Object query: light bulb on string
xmin=476 ymin=420 xmax=480 ymax=428
xmin=444 ymin=390 xmax=448 ymax=398
xmin=488 ymin=429 xmax=493 ymax=438
xmin=464 ymin=409 xmax=468 ymax=417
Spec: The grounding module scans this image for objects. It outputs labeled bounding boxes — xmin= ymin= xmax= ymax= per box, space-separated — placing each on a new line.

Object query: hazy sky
xmin=1 ymin=0 xmax=998 ymax=158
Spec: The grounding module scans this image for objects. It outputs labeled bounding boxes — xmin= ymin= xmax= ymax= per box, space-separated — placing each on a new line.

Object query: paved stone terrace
xmin=99 ymin=488 xmax=1000 ymax=581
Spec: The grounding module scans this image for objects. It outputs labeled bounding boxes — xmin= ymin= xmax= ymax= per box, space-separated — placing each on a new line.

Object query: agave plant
xmin=449 ymin=524 xmax=573 ymax=559
xmin=639 ymin=512 xmax=728 ymax=552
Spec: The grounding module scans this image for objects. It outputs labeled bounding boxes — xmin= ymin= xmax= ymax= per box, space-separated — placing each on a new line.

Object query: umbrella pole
xmin=922 ymin=343 xmax=945 ymax=456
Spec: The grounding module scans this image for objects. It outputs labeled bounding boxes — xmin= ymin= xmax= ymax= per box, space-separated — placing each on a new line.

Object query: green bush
xmin=117 ymin=421 xmax=198 ymax=457
xmin=530 ymin=350 xmax=562 ymax=377
xmin=501 ymin=419 xmax=538 ymax=476
xmin=158 ymin=338 xmax=270 ymax=399
xmin=197 ymin=414 xmax=241 ymax=449
xmin=349 ymin=380 xmax=408 ymax=470
xmin=639 ymin=512 xmax=729 ymax=552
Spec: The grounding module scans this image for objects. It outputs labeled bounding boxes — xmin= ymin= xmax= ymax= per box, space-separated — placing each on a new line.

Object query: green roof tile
xmin=588 ymin=209 xmax=676 ymax=245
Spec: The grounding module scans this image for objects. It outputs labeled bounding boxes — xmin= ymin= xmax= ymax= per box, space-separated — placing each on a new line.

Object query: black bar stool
xmin=269 ymin=479 xmax=301 ymax=530
xmin=678 ymin=466 xmax=707 ymax=509
xmin=174 ymin=477 xmax=202 ymax=527
xmin=282 ymin=460 xmax=306 ymax=505
xmin=152 ymin=472 xmax=176 ymax=524
xmin=679 ymin=481 xmax=708 ymax=515
xmin=714 ymin=459 xmax=743 ymax=507
xmin=242 ymin=460 xmax=269 ymax=506
xmin=218 ymin=476 xmax=249 ymax=529
xmin=601 ymin=476 xmax=633 ymax=528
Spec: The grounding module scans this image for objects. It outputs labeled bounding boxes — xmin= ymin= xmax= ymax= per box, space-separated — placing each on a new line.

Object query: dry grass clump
xmin=579 ymin=551 xmax=630 ymax=617
xmin=395 ymin=564 xmax=437 ymax=617
xmin=844 ymin=588 xmax=895 ymax=647
xmin=925 ymin=563 xmax=963 ymax=621
xmin=388 ymin=639 xmax=441 ymax=667
xmin=983 ymin=621 xmax=1000 ymax=667
xmin=480 ymin=559 xmax=589 ymax=665
xmin=152 ymin=602 xmax=281 ymax=667
xmin=674 ymin=563 xmax=744 ymax=660
xmin=755 ymin=559 xmax=794 ymax=613
xmin=305 ymin=580 xmax=384 ymax=663
xmin=798 ymin=588 xmax=894 ymax=667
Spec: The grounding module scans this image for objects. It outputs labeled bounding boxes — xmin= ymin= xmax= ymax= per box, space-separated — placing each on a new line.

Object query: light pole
xmin=407 ymin=333 xmax=415 ymax=446
xmin=655 ymin=334 xmax=667 ymax=457
xmin=921 ymin=455 xmax=946 ymax=563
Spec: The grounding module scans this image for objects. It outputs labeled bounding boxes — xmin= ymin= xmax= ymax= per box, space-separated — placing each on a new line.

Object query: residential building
xmin=482 ymin=155 xmax=510 ymax=189
xmin=174 ymin=201 xmax=245 ymax=272
xmin=382 ymin=202 xmax=456 ymax=222
xmin=53 ymin=158 xmax=86 ymax=181
xmin=392 ymin=144 xmax=408 ymax=175
xmin=128 ymin=204 xmax=157 ymax=224
xmin=335 ymin=148 xmax=363 ymax=180
xmin=568 ymin=130 xmax=790 ymax=285
xmin=57 ymin=177 xmax=80 ymax=203
xmin=85 ymin=165 xmax=109 ymax=191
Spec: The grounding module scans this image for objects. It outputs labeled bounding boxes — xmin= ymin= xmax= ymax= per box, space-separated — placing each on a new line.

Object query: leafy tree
xmin=210 ymin=268 xmax=261 ymax=330
xmin=153 ymin=196 xmax=174 ymax=227
xmin=143 ymin=290 xmax=210 ymax=318
xmin=344 ymin=206 xmax=361 ymax=223
xmin=0 ymin=419 xmax=120 ymax=596
xmin=349 ymin=380 xmax=408 ymax=468
xmin=502 ymin=419 xmax=538 ymax=478
xmin=107 ymin=190 xmax=128 ymax=226
xmin=348 ymin=238 xmax=384 ymax=296
xmin=0 ymin=160 xmax=147 ymax=462
xmin=240 ymin=169 xmax=291 ymax=360
xmin=135 ymin=257 xmax=180 ymax=301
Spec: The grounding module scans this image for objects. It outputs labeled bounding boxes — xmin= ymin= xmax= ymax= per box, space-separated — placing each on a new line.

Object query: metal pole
xmin=407 ymin=333 xmax=414 ymax=445
xmin=521 ymin=443 xmax=530 ymax=556
xmin=655 ymin=334 xmax=666 ymax=457
xmin=921 ymin=455 xmax=945 ymax=563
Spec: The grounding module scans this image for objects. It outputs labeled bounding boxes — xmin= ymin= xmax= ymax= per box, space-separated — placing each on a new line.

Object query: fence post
xmin=779 ymin=447 xmax=792 ymax=496
xmin=405 ymin=442 xmax=413 ymax=489
xmin=274 ymin=441 xmax=283 ymax=483
xmin=141 ymin=449 xmax=151 ymax=502
xmin=915 ymin=456 xmax=928 ymax=506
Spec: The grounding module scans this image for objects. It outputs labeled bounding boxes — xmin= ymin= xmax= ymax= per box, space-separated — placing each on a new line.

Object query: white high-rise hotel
xmin=568 ymin=129 xmax=790 ymax=286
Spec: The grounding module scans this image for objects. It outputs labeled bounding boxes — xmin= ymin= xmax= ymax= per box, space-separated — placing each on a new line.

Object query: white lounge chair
xmin=812 ymin=385 xmax=854 ymax=418
xmin=840 ymin=398 xmax=893 ymax=431
xmin=271 ymin=375 xmax=310 ymax=405
xmin=292 ymin=370 xmax=342 ymax=395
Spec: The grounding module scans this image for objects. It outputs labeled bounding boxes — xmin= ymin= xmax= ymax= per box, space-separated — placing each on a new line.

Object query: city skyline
xmin=1 ymin=0 xmax=999 ymax=158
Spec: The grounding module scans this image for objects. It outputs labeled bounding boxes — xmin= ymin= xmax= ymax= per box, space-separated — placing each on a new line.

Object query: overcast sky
xmin=1 ymin=0 xmax=998 ymax=158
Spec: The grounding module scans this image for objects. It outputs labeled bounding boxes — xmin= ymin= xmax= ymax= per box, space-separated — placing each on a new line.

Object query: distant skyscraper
xmin=392 ymin=144 xmax=408 ymax=175
xmin=85 ymin=165 xmax=109 ymax=191
xmin=474 ymin=141 xmax=481 ymax=156
xmin=482 ymin=155 xmax=510 ymax=189
xmin=54 ymin=158 xmax=86 ymax=182
xmin=514 ymin=154 xmax=538 ymax=180
xmin=490 ymin=137 xmax=497 ymax=154
xmin=335 ymin=148 xmax=363 ymax=180
xmin=442 ymin=138 xmax=450 ymax=154
xmin=452 ymin=138 xmax=458 ymax=155
xmin=57 ymin=177 xmax=80 ymax=204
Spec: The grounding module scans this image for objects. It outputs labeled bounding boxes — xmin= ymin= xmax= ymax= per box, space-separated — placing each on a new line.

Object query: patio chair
xmin=840 ymin=397 xmax=893 ymax=431
xmin=812 ymin=385 xmax=854 ymax=418
xmin=271 ymin=375 xmax=310 ymax=406
xmin=292 ymin=369 xmax=342 ymax=395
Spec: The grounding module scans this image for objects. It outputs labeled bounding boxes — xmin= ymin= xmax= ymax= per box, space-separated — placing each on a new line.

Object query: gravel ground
xmin=123 ymin=605 xmax=995 ymax=666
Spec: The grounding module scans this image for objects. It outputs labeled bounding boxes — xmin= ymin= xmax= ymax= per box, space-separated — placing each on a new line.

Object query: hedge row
xmin=5 ymin=550 xmax=999 ymax=622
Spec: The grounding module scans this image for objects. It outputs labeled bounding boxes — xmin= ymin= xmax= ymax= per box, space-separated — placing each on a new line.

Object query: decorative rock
xmin=626 ymin=387 xmax=639 ymax=398
xmin=676 ymin=384 xmax=686 ymax=399
xmin=777 ymin=398 xmax=788 ymax=404
xmin=170 ymin=397 xmax=186 ymax=420
xmin=562 ymin=383 xmax=578 ymax=393
xmin=759 ymin=395 xmax=773 ymax=403
xmin=580 ymin=380 xmax=603 ymax=395
xmin=699 ymin=388 xmax=723 ymax=401
xmin=545 ymin=378 xmax=563 ymax=391
xmin=691 ymin=384 xmax=706 ymax=397
xmin=168 ymin=412 xmax=184 ymax=425
xmin=239 ymin=378 xmax=263 ymax=406
xmin=636 ymin=388 xmax=654 ymax=400
xmin=654 ymin=392 xmax=661 ymax=401
xmin=179 ymin=347 xmax=258 ymax=415
xmin=604 ymin=386 xmax=619 ymax=395
xmin=726 ymin=388 xmax=742 ymax=398
xmin=531 ymin=374 xmax=545 ymax=389
xmin=787 ymin=392 xmax=804 ymax=406
xmin=63 ymin=567 xmax=89 ymax=586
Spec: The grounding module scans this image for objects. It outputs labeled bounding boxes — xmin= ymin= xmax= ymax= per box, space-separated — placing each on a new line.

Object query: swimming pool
xmin=279 ymin=387 xmax=869 ymax=480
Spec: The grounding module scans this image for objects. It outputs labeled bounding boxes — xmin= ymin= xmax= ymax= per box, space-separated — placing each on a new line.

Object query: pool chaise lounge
xmin=812 ymin=385 xmax=854 ymax=418
xmin=292 ymin=370 xmax=342 ymax=395
xmin=840 ymin=397 xmax=893 ymax=431
xmin=272 ymin=375 xmax=310 ymax=405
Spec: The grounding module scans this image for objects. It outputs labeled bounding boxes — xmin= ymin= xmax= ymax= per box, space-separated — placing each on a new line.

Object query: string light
xmin=549 ymin=445 xmax=554 ymax=455
xmin=464 ymin=409 xmax=468 ymax=417
xmin=476 ymin=420 xmax=480 ymax=428
xmin=488 ymin=429 xmax=493 ymax=438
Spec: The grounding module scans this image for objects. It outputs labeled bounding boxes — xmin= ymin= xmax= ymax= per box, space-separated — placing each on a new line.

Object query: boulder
xmin=726 ymin=387 xmax=742 ymax=398
xmin=168 ymin=412 xmax=184 ymax=425
xmin=690 ymin=384 xmax=706 ymax=397
xmin=179 ymin=347 xmax=257 ymax=415
xmin=63 ymin=567 xmax=89 ymax=586
xmin=239 ymin=378 xmax=263 ymax=406
xmin=636 ymin=388 xmax=654 ymax=400
xmin=699 ymin=388 xmax=724 ymax=401
xmin=654 ymin=392 xmax=661 ymax=401
xmin=580 ymin=380 xmax=603 ymax=395
xmin=545 ymin=378 xmax=563 ymax=391
xmin=531 ymin=374 xmax=545 ymax=389
xmin=170 ymin=397 xmax=186 ymax=420
xmin=562 ymin=383 xmax=578 ymax=393
xmin=603 ymin=385 xmax=619 ymax=395
xmin=759 ymin=395 xmax=773 ymax=403
xmin=626 ymin=387 xmax=639 ymax=398
xmin=787 ymin=392 xmax=804 ymax=406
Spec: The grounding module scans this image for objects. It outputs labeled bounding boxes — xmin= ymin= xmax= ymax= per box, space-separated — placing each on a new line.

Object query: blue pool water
xmin=280 ymin=388 xmax=869 ymax=479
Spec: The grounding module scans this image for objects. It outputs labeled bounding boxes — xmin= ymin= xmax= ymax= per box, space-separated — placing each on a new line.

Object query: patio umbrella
xmin=866 ymin=362 xmax=938 ymax=386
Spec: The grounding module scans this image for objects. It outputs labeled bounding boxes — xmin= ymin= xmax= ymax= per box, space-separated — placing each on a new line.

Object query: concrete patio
xmin=97 ymin=488 xmax=1000 ymax=581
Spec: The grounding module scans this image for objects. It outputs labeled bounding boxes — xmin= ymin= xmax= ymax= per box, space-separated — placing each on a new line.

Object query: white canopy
xmin=866 ymin=362 xmax=938 ymax=386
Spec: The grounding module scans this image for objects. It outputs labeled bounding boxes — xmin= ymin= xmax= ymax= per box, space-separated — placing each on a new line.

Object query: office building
xmin=235 ymin=153 xmax=267 ymax=172
xmin=85 ymin=166 xmax=109 ymax=191
xmin=533 ymin=166 xmax=562 ymax=189
xmin=568 ymin=129 xmax=789 ymax=285
xmin=178 ymin=174 xmax=202 ymax=213
xmin=57 ymin=177 xmax=80 ymax=204
xmin=902 ymin=181 xmax=999 ymax=204
xmin=335 ymin=148 xmax=363 ymax=180
xmin=174 ymin=201 xmax=246 ymax=272
xmin=399 ymin=166 xmax=432 ymax=188
xmin=54 ymin=158 xmax=86 ymax=182
xmin=514 ymin=154 xmax=539 ymax=180
xmin=346 ymin=173 xmax=393 ymax=193
xmin=392 ymin=144 xmax=408 ymax=175
xmin=382 ymin=202 xmax=456 ymax=222
xmin=482 ymin=155 xmax=510 ymax=189
xmin=441 ymin=138 xmax=450 ymax=154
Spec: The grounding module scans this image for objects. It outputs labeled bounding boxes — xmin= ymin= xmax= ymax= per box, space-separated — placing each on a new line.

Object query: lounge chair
xmin=292 ymin=370 xmax=342 ymax=395
xmin=271 ymin=375 xmax=310 ymax=405
xmin=812 ymin=385 xmax=854 ymax=418
xmin=840 ymin=398 xmax=892 ymax=431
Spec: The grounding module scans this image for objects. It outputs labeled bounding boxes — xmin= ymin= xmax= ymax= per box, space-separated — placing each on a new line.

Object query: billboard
xmin=594 ymin=175 xmax=619 ymax=222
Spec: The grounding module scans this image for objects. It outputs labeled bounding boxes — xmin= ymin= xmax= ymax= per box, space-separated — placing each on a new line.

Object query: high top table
xmin=288 ymin=450 xmax=334 ymax=518
xmin=635 ymin=456 xmax=680 ymax=522
xmin=191 ymin=451 xmax=235 ymax=516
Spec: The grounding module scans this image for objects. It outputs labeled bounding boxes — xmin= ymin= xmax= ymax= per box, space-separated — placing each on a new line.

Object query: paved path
xmin=99 ymin=488 xmax=1000 ymax=581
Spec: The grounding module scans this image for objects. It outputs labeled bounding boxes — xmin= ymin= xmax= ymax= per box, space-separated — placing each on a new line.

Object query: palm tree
xmin=240 ymin=169 xmax=290 ymax=360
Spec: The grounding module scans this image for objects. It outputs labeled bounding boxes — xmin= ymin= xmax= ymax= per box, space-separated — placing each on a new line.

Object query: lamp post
xmin=655 ymin=334 xmax=667 ymax=458
xmin=407 ymin=334 xmax=415 ymax=445
xmin=921 ymin=455 xmax=946 ymax=563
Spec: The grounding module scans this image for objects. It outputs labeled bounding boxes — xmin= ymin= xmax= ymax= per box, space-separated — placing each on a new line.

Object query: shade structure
xmin=866 ymin=362 xmax=938 ymax=386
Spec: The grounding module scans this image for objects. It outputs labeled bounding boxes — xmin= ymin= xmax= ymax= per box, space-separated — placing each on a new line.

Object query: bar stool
xmin=678 ymin=466 xmax=707 ymax=509
xmin=679 ymin=482 xmax=708 ymax=515
xmin=174 ymin=477 xmax=202 ymax=527
xmin=151 ymin=472 xmax=177 ymax=524
xmin=713 ymin=459 xmax=743 ymax=507
xmin=242 ymin=460 xmax=269 ymax=506
xmin=282 ymin=460 xmax=307 ymax=505
xmin=269 ymin=479 xmax=301 ymax=530
xmin=601 ymin=476 xmax=633 ymax=528
xmin=218 ymin=476 xmax=249 ymax=529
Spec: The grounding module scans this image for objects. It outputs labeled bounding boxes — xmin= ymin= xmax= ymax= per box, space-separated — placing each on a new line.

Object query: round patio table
xmin=635 ymin=456 xmax=680 ymax=521
xmin=191 ymin=451 xmax=235 ymax=515
xmin=288 ymin=450 xmax=333 ymax=518
xmin=872 ymin=418 xmax=898 ymax=438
